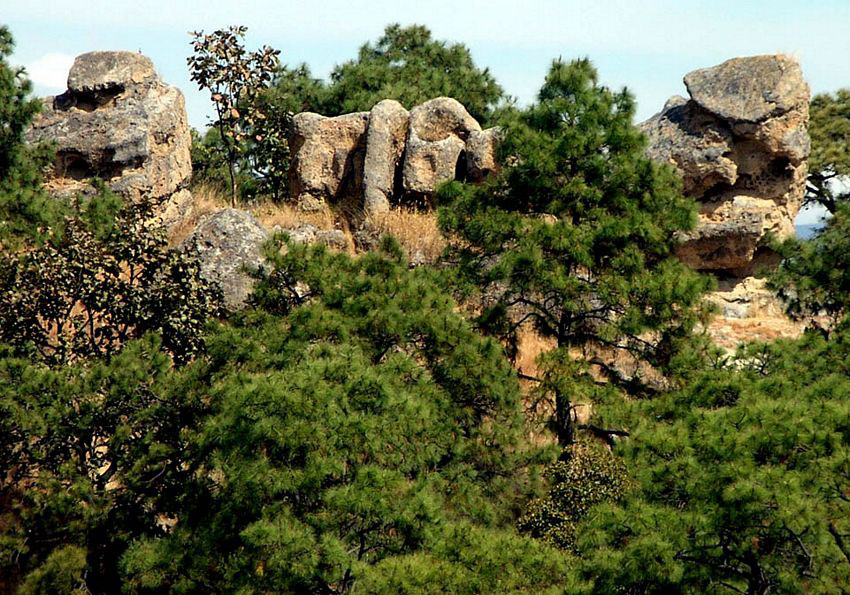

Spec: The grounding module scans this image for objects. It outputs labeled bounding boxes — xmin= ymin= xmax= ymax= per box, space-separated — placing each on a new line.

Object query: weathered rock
xmin=363 ymin=100 xmax=409 ymax=216
xmin=156 ymin=188 xmax=194 ymax=230
xmin=684 ymin=55 xmax=808 ymax=124
xmin=181 ymin=209 xmax=268 ymax=311
xmin=641 ymin=54 xmax=809 ymax=274
xmin=465 ymin=127 xmax=501 ymax=182
xmin=27 ymin=51 xmax=191 ymax=203
xmin=288 ymin=111 xmax=369 ymax=208
xmin=280 ymin=223 xmax=349 ymax=251
xmin=402 ymin=97 xmax=481 ymax=196
xmin=67 ymin=51 xmax=157 ymax=94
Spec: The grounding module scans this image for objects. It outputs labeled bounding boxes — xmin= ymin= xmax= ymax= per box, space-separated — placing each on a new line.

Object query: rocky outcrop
xmin=465 ymin=127 xmax=501 ymax=182
xmin=27 ymin=51 xmax=192 ymax=204
xmin=288 ymin=111 xmax=369 ymax=210
xmin=363 ymin=100 xmax=409 ymax=215
xmin=642 ymin=55 xmax=809 ymax=276
xmin=181 ymin=209 xmax=269 ymax=311
xmin=289 ymin=97 xmax=499 ymax=216
xmin=402 ymin=97 xmax=481 ymax=196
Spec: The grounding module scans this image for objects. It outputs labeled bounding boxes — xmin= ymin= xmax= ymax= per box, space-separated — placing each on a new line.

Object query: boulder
xmin=363 ymin=100 xmax=409 ymax=216
xmin=641 ymin=54 xmax=809 ymax=274
xmin=181 ymin=209 xmax=268 ymax=311
xmin=279 ymin=223 xmax=349 ymax=251
xmin=402 ymin=97 xmax=481 ymax=196
xmin=288 ymin=111 xmax=369 ymax=208
xmin=465 ymin=127 xmax=501 ymax=182
xmin=27 ymin=51 xmax=192 ymax=203
xmin=684 ymin=55 xmax=809 ymax=124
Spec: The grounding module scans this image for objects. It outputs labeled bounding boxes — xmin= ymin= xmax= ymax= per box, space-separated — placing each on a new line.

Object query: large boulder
xmin=402 ymin=97 xmax=481 ymax=196
xmin=641 ymin=54 xmax=809 ymax=275
xmin=288 ymin=111 xmax=369 ymax=210
xmin=181 ymin=209 xmax=269 ymax=311
xmin=362 ymin=100 xmax=409 ymax=216
xmin=27 ymin=51 xmax=192 ymax=203
xmin=465 ymin=127 xmax=501 ymax=182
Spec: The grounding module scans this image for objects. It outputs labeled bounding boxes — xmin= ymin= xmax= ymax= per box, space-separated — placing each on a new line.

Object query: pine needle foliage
xmin=807 ymin=89 xmax=850 ymax=213
xmin=0 ymin=26 xmax=62 ymax=247
xmin=118 ymin=239 xmax=567 ymax=592
xmin=272 ymin=24 xmax=505 ymax=124
xmin=575 ymin=331 xmax=850 ymax=593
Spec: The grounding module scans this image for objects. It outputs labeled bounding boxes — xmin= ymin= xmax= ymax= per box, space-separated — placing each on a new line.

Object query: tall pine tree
xmin=438 ymin=58 xmax=713 ymax=445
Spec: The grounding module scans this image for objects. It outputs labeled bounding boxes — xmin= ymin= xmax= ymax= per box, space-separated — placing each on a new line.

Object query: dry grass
xmin=167 ymin=183 xmax=230 ymax=245
xmin=367 ymin=208 xmax=446 ymax=263
xmin=251 ymin=201 xmax=337 ymax=232
xmin=169 ymin=183 xmax=344 ymax=246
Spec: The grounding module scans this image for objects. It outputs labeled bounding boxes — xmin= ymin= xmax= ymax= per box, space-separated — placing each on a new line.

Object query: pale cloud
xmin=25 ymin=53 xmax=74 ymax=91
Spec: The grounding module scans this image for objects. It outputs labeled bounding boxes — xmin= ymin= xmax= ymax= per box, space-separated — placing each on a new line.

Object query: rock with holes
xmin=641 ymin=54 xmax=809 ymax=275
xmin=402 ymin=97 xmax=481 ymax=197
xmin=363 ymin=100 xmax=409 ymax=216
xmin=181 ymin=208 xmax=269 ymax=311
xmin=27 ymin=51 xmax=192 ymax=204
xmin=288 ymin=111 xmax=369 ymax=209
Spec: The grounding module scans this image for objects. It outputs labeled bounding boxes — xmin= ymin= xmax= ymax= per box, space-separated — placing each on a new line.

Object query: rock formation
xmin=288 ymin=97 xmax=500 ymax=217
xmin=27 ymin=51 xmax=192 ymax=208
xmin=363 ymin=100 xmax=409 ymax=215
xmin=401 ymin=97 xmax=481 ymax=197
xmin=181 ymin=209 xmax=269 ymax=311
xmin=288 ymin=111 xmax=369 ymax=211
xmin=641 ymin=55 xmax=809 ymax=277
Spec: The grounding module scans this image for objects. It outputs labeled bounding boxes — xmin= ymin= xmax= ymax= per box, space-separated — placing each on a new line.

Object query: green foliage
xmin=519 ymin=439 xmax=630 ymax=553
xmin=575 ymin=332 xmax=850 ymax=593
xmin=273 ymin=24 xmax=506 ymax=124
xmin=807 ymin=89 xmax=850 ymax=213
xmin=770 ymin=203 xmax=850 ymax=333
xmin=0 ymin=189 xmax=223 ymax=366
xmin=188 ymin=127 xmax=231 ymax=190
xmin=0 ymin=336 xmax=205 ymax=593
xmin=0 ymin=26 xmax=62 ymax=247
xmin=438 ymin=58 xmax=714 ymax=444
xmin=119 ymin=240 xmax=559 ymax=592
xmin=187 ymin=26 xmax=281 ymax=205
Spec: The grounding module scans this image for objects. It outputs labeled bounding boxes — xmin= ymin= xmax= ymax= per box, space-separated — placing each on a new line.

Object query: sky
xmin=6 ymin=0 xmax=848 ymax=224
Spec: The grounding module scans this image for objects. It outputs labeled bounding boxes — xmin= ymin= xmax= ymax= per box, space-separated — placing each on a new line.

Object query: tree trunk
xmin=554 ymin=390 xmax=574 ymax=446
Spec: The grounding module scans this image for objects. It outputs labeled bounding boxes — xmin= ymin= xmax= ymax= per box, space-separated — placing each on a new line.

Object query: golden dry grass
xmin=167 ymin=182 xmax=230 ymax=245
xmin=367 ymin=208 xmax=446 ymax=263
xmin=251 ymin=201 xmax=337 ymax=232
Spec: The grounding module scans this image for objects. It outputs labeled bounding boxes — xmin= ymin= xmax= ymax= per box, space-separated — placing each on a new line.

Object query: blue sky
xmin=6 ymin=0 xmax=848 ymax=223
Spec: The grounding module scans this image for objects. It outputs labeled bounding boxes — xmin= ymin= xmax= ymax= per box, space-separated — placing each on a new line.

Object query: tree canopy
xmin=574 ymin=331 xmax=850 ymax=593
xmin=806 ymin=89 xmax=850 ymax=213
xmin=272 ymin=24 xmax=506 ymax=125
xmin=0 ymin=26 xmax=61 ymax=247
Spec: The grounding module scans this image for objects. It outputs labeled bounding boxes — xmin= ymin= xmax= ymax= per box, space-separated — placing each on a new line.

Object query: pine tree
xmin=807 ymin=89 xmax=850 ymax=213
xmin=0 ymin=26 xmax=61 ymax=247
xmin=438 ymin=58 xmax=713 ymax=445
xmin=272 ymin=24 xmax=505 ymax=124
xmin=576 ymin=331 xmax=850 ymax=593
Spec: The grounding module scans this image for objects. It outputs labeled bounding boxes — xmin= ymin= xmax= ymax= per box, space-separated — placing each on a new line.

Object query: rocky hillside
xmin=28 ymin=51 xmax=812 ymax=347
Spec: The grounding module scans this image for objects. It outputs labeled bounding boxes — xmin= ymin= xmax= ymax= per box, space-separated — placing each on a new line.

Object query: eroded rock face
xmin=288 ymin=111 xmax=369 ymax=208
xmin=402 ymin=97 xmax=481 ymax=196
xmin=181 ymin=209 xmax=269 ymax=311
xmin=641 ymin=55 xmax=809 ymax=275
xmin=27 ymin=51 xmax=192 ymax=203
xmin=363 ymin=100 xmax=409 ymax=215
xmin=465 ymin=127 xmax=502 ymax=182
xmin=289 ymin=97 xmax=499 ymax=215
